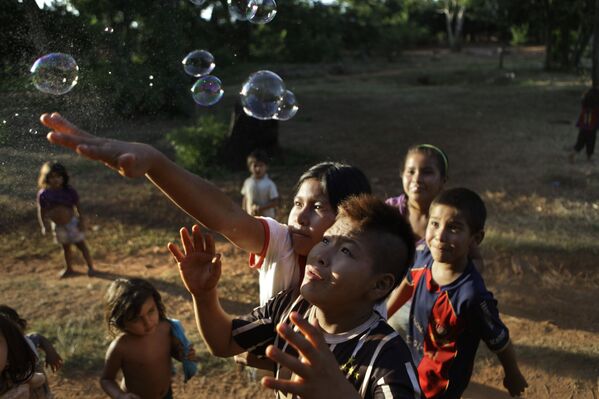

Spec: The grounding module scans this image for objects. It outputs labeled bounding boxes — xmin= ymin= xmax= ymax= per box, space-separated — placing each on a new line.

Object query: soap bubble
xmin=228 ymin=0 xmax=257 ymax=21
xmin=182 ymin=50 xmax=215 ymax=77
xmin=273 ymin=90 xmax=298 ymax=121
xmin=30 ymin=53 xmax=79 ymax=95
xmin=240 ymin=70 xmax=286 ymax=120
xmin=189 ymin=0 xmax=207 ymax=5
xmin=249 ymin=0 xmax=277 ymax=24
xmin=191 ymin=75 xmax=224 ymax=106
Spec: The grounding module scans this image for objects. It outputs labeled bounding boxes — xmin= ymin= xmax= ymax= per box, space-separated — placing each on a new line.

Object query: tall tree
xmin=438 ymin=0 xmax=468 ymax=51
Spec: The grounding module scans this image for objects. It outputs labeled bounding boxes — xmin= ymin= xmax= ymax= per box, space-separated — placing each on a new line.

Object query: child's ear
xmin=370 ymin=274 xmax=395 ymax=302
xmin=472 ymin=229 xmax=485 ymax=246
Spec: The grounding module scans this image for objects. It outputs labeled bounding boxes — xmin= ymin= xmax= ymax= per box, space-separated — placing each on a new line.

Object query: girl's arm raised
xmin=41 ymin=113 xmax=265 ymax=254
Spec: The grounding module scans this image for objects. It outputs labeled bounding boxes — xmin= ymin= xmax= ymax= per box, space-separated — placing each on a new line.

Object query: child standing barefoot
xmin=36 ymin=162 xmax=95 ymax=278
xmin=101 ymin=278 xmax=197 ymax=399
xmin=241 ymin=150 xmax=279 ymax=218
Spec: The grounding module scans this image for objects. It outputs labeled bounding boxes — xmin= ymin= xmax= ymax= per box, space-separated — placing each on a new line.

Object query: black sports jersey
xmin=232 ymin=289 xmax=423 ymax=399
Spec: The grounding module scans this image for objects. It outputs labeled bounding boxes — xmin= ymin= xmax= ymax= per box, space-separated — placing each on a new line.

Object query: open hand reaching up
xmin=168 ymin=225 xmax=222 ymax=298
xmin=262 ymin=312 xmax=360 ymax=399
xmin=40 ymin=112 xmax=159 ymax=178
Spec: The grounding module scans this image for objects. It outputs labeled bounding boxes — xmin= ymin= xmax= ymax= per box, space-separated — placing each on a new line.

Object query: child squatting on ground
xmin=101 ymin=278 xmax=197 ymax=399
xmin=241 ymin=149 xmax=279 ymax=218
xmin=389 ymin=188 xmax=527 ymax=398
xmin=0 ymin=314 xmax=46 ymax=399
xmin=36 ymin=161 xmax=95 ymax=278
xmin=168 ymin=194 xmax=423 ymax=399
xmin=0 ymin=306 xmax=63 ymax=399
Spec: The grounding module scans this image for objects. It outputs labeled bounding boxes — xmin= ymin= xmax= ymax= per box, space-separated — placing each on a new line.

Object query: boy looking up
xmin=241 ymin=149 xmax=279 ymax=218
xmin=168 ymin=195 xmax=423 ymax=399
xmin=393 ymin=188 xmax=527 ymax=398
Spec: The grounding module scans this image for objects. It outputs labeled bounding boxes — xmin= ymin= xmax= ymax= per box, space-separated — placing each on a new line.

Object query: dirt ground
xmin=1 ymin=47 xmax=598 ymax=398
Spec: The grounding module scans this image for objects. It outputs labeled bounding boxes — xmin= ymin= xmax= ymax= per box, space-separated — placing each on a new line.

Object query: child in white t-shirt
xmin=241 ymin=150 xmax=279 ymax=219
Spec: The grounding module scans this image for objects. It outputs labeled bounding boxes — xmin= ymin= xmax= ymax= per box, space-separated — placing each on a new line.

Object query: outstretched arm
xmin=262 ymin=312 xmax=360 ymax=399
xmin=496 ymin=341 xmax=528 ymax=397
xmin=168 ymin=225 xmax=244 ymax=357
xmin=41 ymin=113 xmax=265 ymax=254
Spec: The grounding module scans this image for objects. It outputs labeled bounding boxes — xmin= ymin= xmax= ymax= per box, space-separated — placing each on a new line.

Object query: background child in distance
xmin=0 ymin=305 xmax=63 ymax=399
xmin=569 ymin=87 xmax=599 ymax=163
xmin=241 ymin=149 xmax=279 ymax=218
xmin=36 ymin=161 xmax=95 ymax=278
xmin=168 ymin=195 xmax=423 ymax=399
xmin=101 ymin=278 xmax=196 ymax=399
xmin=40 ymin=113 xmax=371 ymax=307
xmin=0 ymin=314 xmax=45 ymax=399
xmin=391 ymin=188 xmax=527 ymax=398
xmin=385 ymin=144 xmax=449 ymax=336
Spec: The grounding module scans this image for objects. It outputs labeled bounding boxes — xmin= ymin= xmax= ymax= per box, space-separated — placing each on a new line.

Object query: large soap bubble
xmin=30 ymin=53 xmax=79 ymax=95
xmin=228 ymin=0 xmax=257 ymax=21
xmin=273 ymin=90 xmax=298 ymax=120
xmin=240 ymin=70 xmax=286 ymax=120
xmin=182 ymin=50 xmax=215 ymax=77
xmin=189 ymin=0 xmax=207 ymax=5
xmin=191 ymin=75 xmax=224 ymax=106
xmin=249 ymin=0 xmax=277 ymax=24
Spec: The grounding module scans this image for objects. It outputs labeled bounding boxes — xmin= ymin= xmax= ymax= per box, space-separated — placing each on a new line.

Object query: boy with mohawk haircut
xmin=168 ymin=194 xmax=423 ymax=398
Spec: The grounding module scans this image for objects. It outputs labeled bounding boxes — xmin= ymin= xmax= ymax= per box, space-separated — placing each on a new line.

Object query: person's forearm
xmin=146 ymin=154 xmax=263 ymax=253
xmin=100 ymin=378 xmax=125 ymax=399
xmin=37 ymin=208 xmax=50 ymax=231
xmin=387 ymin=279 xmax=413 ymax=317
xmin=192 ymin=290 xmax=243 ymax=357
xmin=496 ymin=341 xmax=520 ymax=374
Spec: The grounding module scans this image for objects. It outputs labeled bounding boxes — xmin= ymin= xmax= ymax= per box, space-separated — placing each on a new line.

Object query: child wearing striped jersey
xmin=169 ymin=195 xmax=423 ymax=399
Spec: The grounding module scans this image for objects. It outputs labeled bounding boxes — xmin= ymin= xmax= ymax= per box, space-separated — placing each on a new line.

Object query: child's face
xmin=0 ymin=332 xmax=7 ymax=373
xmin=402 ymin=151 xmax=445 ymax=206
xmin=249 ymin=160 xmax=267 ymax=179
xmin=301 ymin=216 xmax=380 ymax=308
xmin=123 ymin=297 xmax=160 ymax=336
xmin=47 ymin=172 xmax=64 ymax=189
xmin=288 ymin=178 xmax=336 ymax=256
xmin=425 ymin=204 xmax=477 ymax=266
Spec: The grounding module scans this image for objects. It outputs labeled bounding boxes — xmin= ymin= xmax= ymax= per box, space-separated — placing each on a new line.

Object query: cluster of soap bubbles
xmin=240 ymin=70 xmax=298 ymax=120
xmin=29 ymin=0 xmax=298 ymax=119
xmin=228 ymin=0 xmax=277 ymax=24
xmin=182 ymin=50 xmax=223 ymax=106
xmin=30 ymin=53 xmax=79 ymax=95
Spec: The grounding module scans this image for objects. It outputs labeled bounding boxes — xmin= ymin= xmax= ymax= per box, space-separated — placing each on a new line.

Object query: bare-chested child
xmin=36 ymin=161 xmax=95 ymax=278
xmin=101 ymin=278 xmax=196 ymax=399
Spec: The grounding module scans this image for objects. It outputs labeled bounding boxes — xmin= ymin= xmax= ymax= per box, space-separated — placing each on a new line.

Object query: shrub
xmin=166 ymin=115 xmax=228 ymax=177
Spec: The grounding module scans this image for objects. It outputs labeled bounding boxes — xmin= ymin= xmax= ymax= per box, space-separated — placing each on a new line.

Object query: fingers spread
xmin=191 ymin=224 xmax=205 ymax=253
xmin=179 ymin=227 xmax=193 ymax=255
xmin=167 ymin=242 xmax=184 ymax=263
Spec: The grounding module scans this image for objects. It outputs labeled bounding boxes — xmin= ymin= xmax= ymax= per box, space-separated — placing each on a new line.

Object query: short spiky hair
xmin=104 ymin=278 xmax=167 ymax=337
xmin=431 ymin=188 xmax=487 ymax=233
xmin=247 ymin=149 xmax=269 ymax=167
xmin=337 ymin=194 xmax=415 ymax=294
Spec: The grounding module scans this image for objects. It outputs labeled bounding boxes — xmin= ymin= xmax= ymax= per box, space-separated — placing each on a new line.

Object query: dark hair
xmin=404 ymin=144 xmax=449 ymax=179
xmin=337 ymin=194 xmax=415 ymax=298
xmin=294 ymin=162 xmax=372 ymax=212
xmin=431 ymin=188 xmax=487 ymax=233
xmin=0 ymin=305 xmax=27 ymax=331
xmin=104 ymin=278 xmax=167 ymax=337
xmin=0 ymin=314 xmax=37 ymax=386
xmin=581 ymin=88 xmax=599 ymax=108
xmin=37 ymin=161 xmax=69 ymax=189
xmin=246 ymin=149 xmax=269 ymax=167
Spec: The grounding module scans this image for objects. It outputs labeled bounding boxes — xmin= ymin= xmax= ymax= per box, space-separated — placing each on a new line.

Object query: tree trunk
xmin=593 ymin=0 xmax=599 ymax=87
xmin=222 ymin=100 xmax=280 ymax=170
